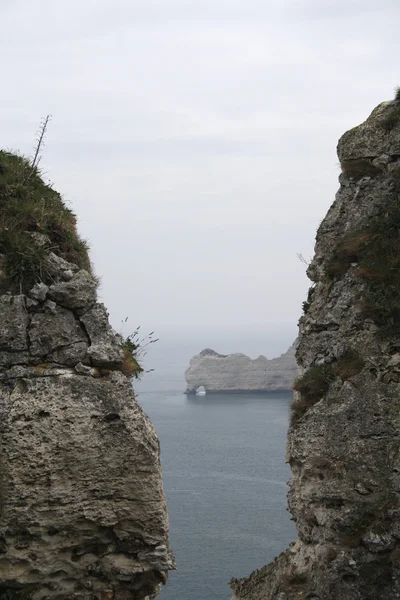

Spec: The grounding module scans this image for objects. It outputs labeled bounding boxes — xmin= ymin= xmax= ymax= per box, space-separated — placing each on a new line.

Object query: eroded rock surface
xmin=0 ymin=256 xmax=174 ymax=598
xmin=230 ymin=99 xmax=400 ymax=598
xmin=185 ymin=342 xmax=296 ymax=393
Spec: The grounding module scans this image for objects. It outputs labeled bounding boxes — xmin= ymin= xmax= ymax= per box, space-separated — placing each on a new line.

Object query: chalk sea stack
xmin=185 ymin=342 xmax=296 ymax=394
xmin=230 ymin=97 xmax=400 ymax=599
xmin=0 ymin=151 xmax=174 ymax=599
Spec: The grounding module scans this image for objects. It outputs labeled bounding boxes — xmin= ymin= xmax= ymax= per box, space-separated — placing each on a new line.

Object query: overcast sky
xmin=1 ymin=0 xmax=399 ymax=354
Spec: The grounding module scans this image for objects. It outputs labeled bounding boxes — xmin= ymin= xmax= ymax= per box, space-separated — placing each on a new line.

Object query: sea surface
xmin=135 ymin=340 xmax=296 ymax=600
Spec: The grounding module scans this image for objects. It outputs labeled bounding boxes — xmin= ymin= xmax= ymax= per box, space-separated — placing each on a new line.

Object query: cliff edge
xmin=0 ymin=151 xmax=174 ymax=599
xmin=230 ymin=95 xmax=400 ymax=599
xmin=185 ymin=341 xmax=296 ymax=393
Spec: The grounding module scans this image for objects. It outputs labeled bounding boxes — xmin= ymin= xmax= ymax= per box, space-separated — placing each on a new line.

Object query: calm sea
xmin=135 ymin=340 xmax=296 ymax=600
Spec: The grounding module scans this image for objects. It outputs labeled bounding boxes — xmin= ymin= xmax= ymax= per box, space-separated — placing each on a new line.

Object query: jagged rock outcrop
xmin=230 ymin=97 xmax=400 ymax=599
xmin=185 ymin=342 xmax=296 ymax=393
xmin=0 ymin=152 xmax=174 ymax=599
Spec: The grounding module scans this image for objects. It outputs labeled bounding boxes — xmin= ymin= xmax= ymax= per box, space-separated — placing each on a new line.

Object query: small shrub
xmin=293 ymin=364 xmax=334 ymax=403
xmin=340 ymin=232 xmax=371 ymax=254
xmin=356 ymin=266 xmax=382 ymax=280
xmin=339 ymin=534 xmax=362 ymax=548
xmin=341 ymin=159 xmax=382 ymax=180
xmin=117 ymin=326 xmax=158 ymax=380
xmin=380 ymin=104 xmax=400 ymax=132
xmin=335 ymin=350 xmax=365 ymax=381
xmin=0 ymin=588 xmax=30 ymax=600
xmin=280 ymin=570 xmax=308 ymax=592
xmin=120 ymin=344 xmax=143 ymax=379
xmin=325 ymin=256 xmax=352 ymax=279
xmin=390 ymin=547 xmax=400 ymax=564
xmin=326 ymin=547 xmax=338 ymax=562
xmin=290 ymin=397 xmax=313 ymax=424
xmin=325 ymin=232 xmax=370 ymax=279
xmin=395 ymin=86 xmax=400 ymax=102
xmin=291 ymin=365 xmax=334 ymax=425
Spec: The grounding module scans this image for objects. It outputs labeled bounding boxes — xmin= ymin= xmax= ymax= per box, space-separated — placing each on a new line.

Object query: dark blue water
xmin=137 ymin=346 xmax=296 ymax=600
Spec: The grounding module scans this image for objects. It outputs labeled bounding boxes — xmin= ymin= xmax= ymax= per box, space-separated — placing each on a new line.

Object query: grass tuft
xmin=341 ymin=159 xmax=382 ymax=180
xmin=291 ymin=350 xmax=364 ymax=425
xmin=325 ymin=232 xmax=370 ymax=279
xmin=390 ymin=547 xmax=400 ymax=564
xmin=120 ymin=345 xmax=143 ymax=379
xmin=0 ymin=588 xmax=30 ymax=600
xmin=339 ymin=534 xmax=362 ymax=548
xmin=380 ymin=104 xmax=400 ymax=132
xmin=291 ymin=364 xmax=334 ymax=425
xmin=334 ymin=349 xmax=365 ymax=381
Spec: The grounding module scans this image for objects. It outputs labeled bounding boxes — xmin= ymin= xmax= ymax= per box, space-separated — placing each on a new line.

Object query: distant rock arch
xmin=195 ymin=385 xmax=206 ymax=395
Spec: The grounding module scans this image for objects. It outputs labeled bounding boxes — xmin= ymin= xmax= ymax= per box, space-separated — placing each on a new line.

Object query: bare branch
xmin=297 ymin=252 xmax=310 ymax=266
xmin=31 ymin=115 xmax=52 ymax=170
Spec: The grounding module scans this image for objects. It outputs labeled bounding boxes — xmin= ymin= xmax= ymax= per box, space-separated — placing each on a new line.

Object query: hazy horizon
xmin=2 ymin=0 xmax=400 ymax=340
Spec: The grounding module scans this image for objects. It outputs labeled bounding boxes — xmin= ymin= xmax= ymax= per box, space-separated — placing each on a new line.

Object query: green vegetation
xmin=0 ymin=587 xmax=30 ymax=600
xmin=280 ymin=570 xmax=308 ymax=594
xmin=325 ymin=167 xmax=400 ymax=337
xmin=379 ymin=87 xmax=400 ymax=131
xmin=380 ymin=105 xmax=400 ymax=132
xmin=291 ymin=364 xmax=334 ymax=424
xmin=340 ymin=159 xmax=382 ymax=180
xmin=390 ymin=547 xmax=400 ymax=564
xmin=291 ymin=350 xmax=364 ymax=425
xmin=0 ymin=150 xmax=91 ymax=292
xmin=118 ymin=325 xmax=159 ymax=380
xmin=293 ymin=364 xmax=334 ymax=404
xmin=120 ymin=335 xmax=144 ymax=379
xmin=339 ymin=534 xmax=362 ymax=548
xmin=325 ymin=232 xmax=371 ymax=278
xmin=334 ymin=349 xmax=365 ymax=381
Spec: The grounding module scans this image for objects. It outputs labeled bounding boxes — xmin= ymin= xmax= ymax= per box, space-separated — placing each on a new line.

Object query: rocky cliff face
xmin=0 ymin=152 xmax=174 ymax=599
xmin=185 ymin=342 xmax=296 ymax=393
xmin=230 ymin=97 xmax=400 ymax=599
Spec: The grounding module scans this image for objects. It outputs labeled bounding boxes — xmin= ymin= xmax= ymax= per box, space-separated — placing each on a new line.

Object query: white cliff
xmin=185 ymin=341 xmax=296 ymax=394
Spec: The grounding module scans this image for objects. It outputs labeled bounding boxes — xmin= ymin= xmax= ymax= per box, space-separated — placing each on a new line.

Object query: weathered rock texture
xmin=0 ymin=242 xmax=173 ymax=594
xmin=185 ymin=342 xmax=296 ymax=394
xmin=230 ymin=98 xmax=400 ymax=599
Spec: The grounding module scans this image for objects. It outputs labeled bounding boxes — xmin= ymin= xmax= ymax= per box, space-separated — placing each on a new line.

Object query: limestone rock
xmin=28 ymin=282 xmax=49 ymax=302
xmin=48 ymin=270 xmax=97 ymax=312
xmin=28 ymin=306 xmax=89 ymax=361
xmin=185 ymin=341 xmax=296 ymax=393
xmin=0 ymin=373 xmax=174 ymax=599
xmin=0 ymin=295 xmax=29 ymax=352
xmin=80 ymin=303 xmax=124 ymax=367
xmin=230 ymin=98 xmax=400 ymax=599
xmin=0 ymin=279 xmax=174 ymax=600
xmin=47 ymin=251 xmax=80 ymax=276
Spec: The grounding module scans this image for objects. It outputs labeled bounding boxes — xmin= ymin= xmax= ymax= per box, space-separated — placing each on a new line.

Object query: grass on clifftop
xmin=379 ymin=86 xmax=400 ymax=131
xmin=0 ymin=150 xmax=91 ymax=292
